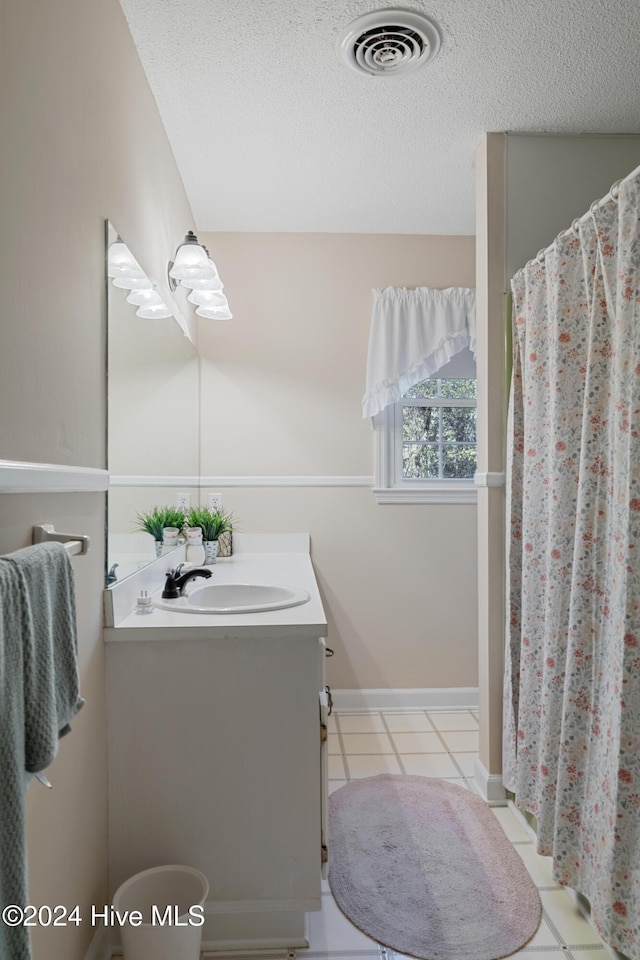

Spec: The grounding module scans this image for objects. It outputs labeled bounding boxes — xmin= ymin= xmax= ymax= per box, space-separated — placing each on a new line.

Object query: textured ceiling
xmin=119 ymin=0 xmax=640 ymax=234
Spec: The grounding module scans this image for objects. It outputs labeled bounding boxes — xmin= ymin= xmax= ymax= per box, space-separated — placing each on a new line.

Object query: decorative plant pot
xmin=203 ymin=540 xmax=218 ymax=564
xmin=162 ymin=526 xmax=180 ymax=546
xmin=217 ymin=530 xmax=232 ymax=557
xmin=154 ymin=540 xmax=164 ymax=558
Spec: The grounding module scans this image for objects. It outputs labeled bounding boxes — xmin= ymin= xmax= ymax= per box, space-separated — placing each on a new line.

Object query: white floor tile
xmin=399 ymin=753 xmax=460 ymax=778
xmin=347 ymin=754 xmax=402 ymax=777
xmin=338 ymin=713 xmax=386 ymax=733
xmin=439 ymin=729 xmax=479 ymax=752
xmin=570 ymin=951 xmax=611 ymax=959
xmin=328 ymin=779 xmax=348 ymax=795
xmin=389 ymin=731 xmax=446 ymax=753
xmin=307 ymin=894 xmax=381 ymax=951
xmin=382 ymin=712 xmax=433 ymax=732
xmin=491 ymin=806 xmax=533 ymax=843
xmin=328 ymin=711 xmax=608 ymax=958
xmin=514 ymin=842 xmax=559 ymax=888
xmin=428 ymin=711 xmax=478 ymax=731
xmin=341 ymin=732 xmax=394 ymax=754
xmin=500 ymin=951 xmax=566 ymax=959
xmin=449 ymin=752 xmax=477 ymax=777
xmin=328 ymin=755 xmax=346 ymax=779
xmin=327 ymin=714 xmax=338 ymax=733
xmin=540 ymin=889 xmax=604 ymax=946
xmin=328 ymin=733 xmax=341 ymax=755
xmin=524 ymin=915 xmax=563 ymax=947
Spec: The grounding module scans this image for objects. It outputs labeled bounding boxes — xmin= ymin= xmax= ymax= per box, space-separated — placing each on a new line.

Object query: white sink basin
xmin=154 ymin=582 xmax=311 ymax=614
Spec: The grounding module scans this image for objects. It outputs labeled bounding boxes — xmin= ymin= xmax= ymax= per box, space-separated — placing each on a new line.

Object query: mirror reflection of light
xmin=112 ymin=276 xmax=153 ymax=290
xmin=126 ymin=287 xmax=162 ymax=306
xmin=136 ymin=301 xmax=173 ymax=319
xmin=107 ymin=240 xmax=144 ymax=277
xmin=108 ymin=237 xmax=172 ymax=319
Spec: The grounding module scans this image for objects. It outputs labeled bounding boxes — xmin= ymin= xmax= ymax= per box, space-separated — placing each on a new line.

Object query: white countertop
xmin=104 ymin=547 xmax=327 ymax=642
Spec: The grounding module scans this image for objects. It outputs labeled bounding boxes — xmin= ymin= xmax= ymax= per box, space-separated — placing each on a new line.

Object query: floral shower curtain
xmin=504 ymin=172 xmax=640 ymax=959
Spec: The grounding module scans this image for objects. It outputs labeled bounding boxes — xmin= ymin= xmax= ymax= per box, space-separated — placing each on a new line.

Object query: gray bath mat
xmin=329 ymin=775 xmax=541 ymax=960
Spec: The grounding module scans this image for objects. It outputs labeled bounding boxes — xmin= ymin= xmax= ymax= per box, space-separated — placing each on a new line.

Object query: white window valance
xmin=362 ymin=286 xmax=476 ymax=419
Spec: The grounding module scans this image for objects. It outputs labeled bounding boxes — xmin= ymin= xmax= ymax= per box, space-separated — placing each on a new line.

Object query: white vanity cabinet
xmin=105 ymin=545 xmax=329 ymax=952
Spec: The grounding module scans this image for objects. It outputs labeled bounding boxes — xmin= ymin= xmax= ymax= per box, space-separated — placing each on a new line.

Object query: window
xmin=373 ymin=351 xmax=477 ymax=504
xmin=400 ymin=378 xmax=477 ymax=480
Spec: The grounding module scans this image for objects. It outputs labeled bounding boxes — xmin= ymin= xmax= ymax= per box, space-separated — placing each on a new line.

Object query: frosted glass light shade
xmin=169 ymin=237 xmax=210 ymax=280
xmin=168 ymin=231 xmax=232 ymax=322
xmin=181 ymin=269 xmax=224 ymax=292
xmin=136 ymin=301 xmax=173 ymax=319
xmin=124 ymin=287 xmax=172 ymax=318
xmin=174 ymin=259 xmax=221 ymax=288
xmin=187 ymin=289 xmax=228 ymax=308
xmin=107 ymin=241 xmax=145 ymax=279
xmin=126 ymin=287 xmax=160 ymax=306
xmin=112 ymin=275 xmax=153 ymax=290
xmin=196 ymin=303 xmax=233 ymax=320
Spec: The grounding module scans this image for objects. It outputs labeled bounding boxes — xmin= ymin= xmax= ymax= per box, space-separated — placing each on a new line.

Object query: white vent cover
xmin=337 ymin=9 xmax=441 ymax=77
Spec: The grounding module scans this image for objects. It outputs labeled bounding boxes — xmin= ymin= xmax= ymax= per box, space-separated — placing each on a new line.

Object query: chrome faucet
xmin=162 ymin=567 xmax=212 ymax=599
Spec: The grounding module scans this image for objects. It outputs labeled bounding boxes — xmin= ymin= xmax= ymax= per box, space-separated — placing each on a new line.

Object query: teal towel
xmin=0 ymin=542 xmax=83 ymax=960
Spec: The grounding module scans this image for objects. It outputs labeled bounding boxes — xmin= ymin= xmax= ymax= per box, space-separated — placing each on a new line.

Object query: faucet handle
xmin=162 ymin=570 xmax=181 ymax=600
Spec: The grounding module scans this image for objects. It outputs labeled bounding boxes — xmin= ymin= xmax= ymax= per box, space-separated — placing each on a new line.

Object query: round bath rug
xmin=328 ymin=775 xmax=541 ymax=960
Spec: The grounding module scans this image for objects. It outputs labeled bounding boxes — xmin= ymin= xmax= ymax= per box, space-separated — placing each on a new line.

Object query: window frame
xmin=372 ymin=380 xmax=478 ymax=505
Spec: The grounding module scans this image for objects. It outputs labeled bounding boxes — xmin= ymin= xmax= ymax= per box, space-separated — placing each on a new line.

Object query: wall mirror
xmin=106 ymin=221 xmax=200 ymax=586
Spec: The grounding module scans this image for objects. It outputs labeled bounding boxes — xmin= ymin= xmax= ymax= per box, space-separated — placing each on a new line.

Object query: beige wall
xmin=0 ymin=0 xmax=195 ymax=957
xmin=505 ymin=134 xmax=640 ymax=279
xmin=198 ymin=232 xmax=478 ymax=689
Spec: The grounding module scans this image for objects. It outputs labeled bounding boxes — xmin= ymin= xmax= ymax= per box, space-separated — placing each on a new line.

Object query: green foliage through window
xmin=400 ymin=377 xmax=477 ymax=480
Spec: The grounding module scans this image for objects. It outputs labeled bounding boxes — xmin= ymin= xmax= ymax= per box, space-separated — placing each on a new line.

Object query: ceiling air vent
xmin=337 ymin=9 xmax=441 ymax=77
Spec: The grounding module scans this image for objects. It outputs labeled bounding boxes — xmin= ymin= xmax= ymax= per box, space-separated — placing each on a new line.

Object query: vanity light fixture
xmin=107 ymin=237 xmax=172 ymax=318
xmin=168 ymin=231 xmax=232 ymax=319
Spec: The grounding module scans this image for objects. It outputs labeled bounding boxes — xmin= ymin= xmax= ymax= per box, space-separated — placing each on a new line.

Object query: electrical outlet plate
xmin=177 ymin=492 xmax=191 ymax=511
xmin=208 ymin=492 xmax=223 ymax=512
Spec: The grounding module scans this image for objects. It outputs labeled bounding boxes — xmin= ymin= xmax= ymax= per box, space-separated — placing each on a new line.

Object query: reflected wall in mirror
xmin=106 ymin=221 xmax=200 ymax=586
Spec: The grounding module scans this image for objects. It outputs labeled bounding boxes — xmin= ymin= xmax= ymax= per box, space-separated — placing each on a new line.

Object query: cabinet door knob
xmin=325 ymin=684 xmax=333 ymax=715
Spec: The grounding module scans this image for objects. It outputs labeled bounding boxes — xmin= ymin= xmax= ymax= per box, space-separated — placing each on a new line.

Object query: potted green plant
xmin=136 ymin=506 xmax=187 ymax=557
xmin=185 ymin=507 xmax=233 ymax=564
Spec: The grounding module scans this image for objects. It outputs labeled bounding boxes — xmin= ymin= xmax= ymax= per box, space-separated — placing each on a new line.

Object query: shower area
xmin=477 ymin=137 xmax=640 ymax=960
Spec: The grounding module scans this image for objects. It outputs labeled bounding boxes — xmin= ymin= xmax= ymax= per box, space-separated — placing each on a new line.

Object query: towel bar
xmin=33 ymin=524 xmax=91 ymax=556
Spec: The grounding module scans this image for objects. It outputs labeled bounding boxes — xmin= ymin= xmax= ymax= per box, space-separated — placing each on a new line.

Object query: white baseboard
xmin=474 ymin=757 xmax=506 ymax=805
xmin=330 ymin=687 xmax=478 ymax=712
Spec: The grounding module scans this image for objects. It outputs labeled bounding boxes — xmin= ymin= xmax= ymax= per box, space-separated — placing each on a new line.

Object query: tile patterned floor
xmin=314 ymin=707 xmax=614 ymax=960
xmin=140 ymin=708 xmax=615 ymax=960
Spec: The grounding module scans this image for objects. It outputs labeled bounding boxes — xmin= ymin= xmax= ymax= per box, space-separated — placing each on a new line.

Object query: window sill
xmin=373 ymin=484 xmax=477 ymax=504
